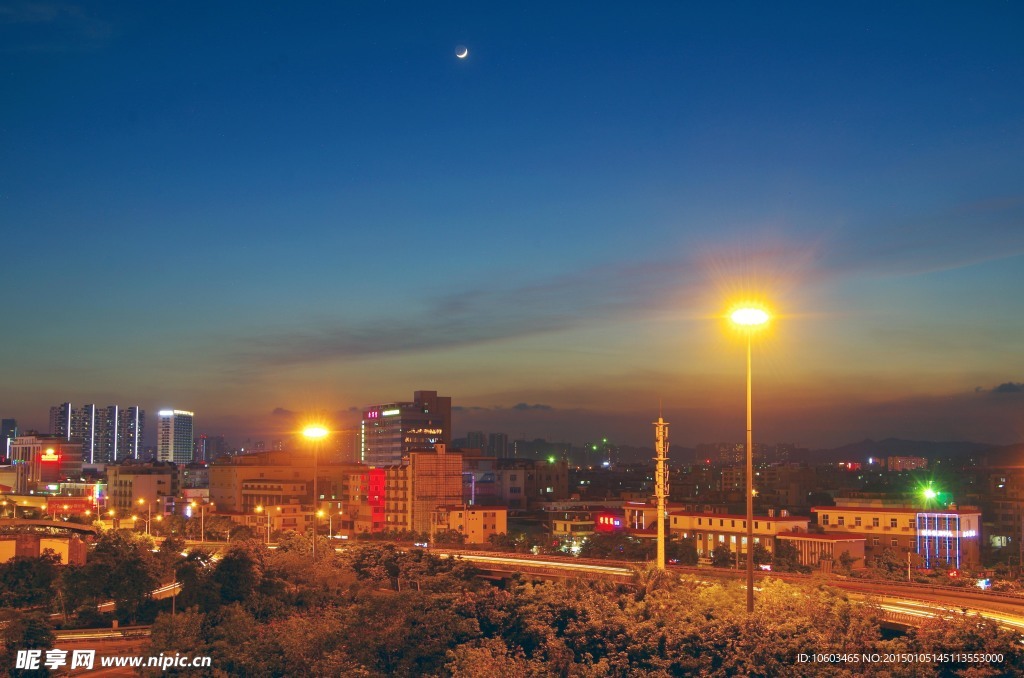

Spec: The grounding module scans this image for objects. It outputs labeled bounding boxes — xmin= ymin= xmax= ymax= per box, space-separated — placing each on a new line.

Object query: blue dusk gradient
xmin=1 ymin=2 xmax=1022 ymax=447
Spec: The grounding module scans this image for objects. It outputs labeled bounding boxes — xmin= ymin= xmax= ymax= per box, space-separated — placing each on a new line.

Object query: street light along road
xmin=729 ymin=303 xmax=770 ymax=615
xmin=302 ymin=424 xmax=329 ymax=561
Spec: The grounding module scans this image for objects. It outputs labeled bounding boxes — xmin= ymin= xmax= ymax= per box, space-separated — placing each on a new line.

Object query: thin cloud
xmin=824 ymin=196 xmax=1024 ymax=278
xmin=231 ymin=257 xmax=702 ymax=367
xmin=224 ymin=198 xmax=1023 ymax=372
xmin=0 ymin=2 xmax=112 ymax=52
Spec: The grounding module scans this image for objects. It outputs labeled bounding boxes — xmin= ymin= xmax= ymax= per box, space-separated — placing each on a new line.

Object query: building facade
xmin=667 ymin=510 xmax=811 ymax=559
xmin=157 ymin=410 xmax=194 ymax=464
xmin=106 ymin=462 xmax=179 ymax=518
xmin=8 ymin=434 xmax=83 ymax=493
xmin=361 ymin=390 xmax=451 ymax=467
xmin=47 ymin=402 xmax=145 ymax=464
xmin=430 ymin=505 xmax=507 ymax=544
xmin=812 ymin=502 xmax=982 ymax=569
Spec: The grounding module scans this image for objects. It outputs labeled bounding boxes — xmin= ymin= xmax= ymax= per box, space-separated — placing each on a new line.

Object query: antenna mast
xmin=654 ymin=412 xmax=670 ymax=570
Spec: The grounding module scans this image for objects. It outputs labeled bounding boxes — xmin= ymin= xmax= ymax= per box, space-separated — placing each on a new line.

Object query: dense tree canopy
xmin=3 ymin=528 xmax=1022 ymax=677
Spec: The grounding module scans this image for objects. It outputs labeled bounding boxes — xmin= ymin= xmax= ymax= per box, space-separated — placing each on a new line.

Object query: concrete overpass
xmin=432 ymin=548 xmax=1024 ymax=632
xmin=0 ymin=518 xmax=99 ymax=536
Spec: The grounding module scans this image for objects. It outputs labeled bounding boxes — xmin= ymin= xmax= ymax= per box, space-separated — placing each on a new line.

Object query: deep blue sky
xmin=2 ymin=2 xmax=1023 ymax=448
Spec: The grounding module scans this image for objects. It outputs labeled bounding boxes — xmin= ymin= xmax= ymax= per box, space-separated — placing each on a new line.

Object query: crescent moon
xmin=456 ymin=47 xmax=468 ymax=59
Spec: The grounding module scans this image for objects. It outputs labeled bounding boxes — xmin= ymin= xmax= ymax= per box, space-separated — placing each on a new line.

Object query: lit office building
xmin=8 ymin=434 xmax=83 ymax=493
xmin=360 ymin=390 xmax=451 ymax=467
xmin=157 ymin=409 xmax=195 ymax=464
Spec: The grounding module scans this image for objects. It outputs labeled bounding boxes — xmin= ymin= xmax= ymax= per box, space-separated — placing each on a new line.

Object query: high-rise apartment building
xmin=50 ymin=402 xmax=73 ymax=441
xmin=193 ymin=433 xmax=227 ymax=462
xmin=360 ymin=390 xmax=451 ymax=467
xmin=48 ymin=403 xmax=145 ymax=464
xmin=2 ymin=418 xmax=18 ymax=462
xmin=157 ymin=410 xmax=194 ymax=464
xmin=465 ymin=431 xmax=486 ymax=452
xmin=118 ymin=406 xmax=145 ymax=461
xmin=487 ymin=432 xmax=509 ymax=457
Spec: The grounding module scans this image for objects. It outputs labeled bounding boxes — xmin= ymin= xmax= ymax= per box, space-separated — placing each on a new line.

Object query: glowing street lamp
xmin=729 ymin=303 xmax=771 ymax=614
xmin=303 ymin=424 xmax=329 ymax=560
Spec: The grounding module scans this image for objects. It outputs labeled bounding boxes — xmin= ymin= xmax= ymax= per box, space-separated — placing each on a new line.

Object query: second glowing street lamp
xmin=303 ymin=425 xmax=329 ymax=560
xmin=730 ymin=305 xmax=770 ymax=615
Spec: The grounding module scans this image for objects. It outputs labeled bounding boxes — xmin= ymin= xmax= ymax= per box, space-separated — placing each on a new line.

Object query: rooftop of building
xmin=812 ymin=505 xmax=981 ymax=515
xmin=776 ymin=531 xmax=866 ymax=541
xmin=668 ymin=510 xmax=809 ymax=521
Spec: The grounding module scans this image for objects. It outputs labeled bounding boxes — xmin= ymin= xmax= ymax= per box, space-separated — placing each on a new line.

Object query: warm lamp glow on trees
xmin=728 ymin=303 xmax=772 ymax=615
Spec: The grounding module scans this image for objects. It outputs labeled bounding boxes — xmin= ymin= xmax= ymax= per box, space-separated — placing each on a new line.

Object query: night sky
xmin=2 ymin=2 xmax=1022 ymax=448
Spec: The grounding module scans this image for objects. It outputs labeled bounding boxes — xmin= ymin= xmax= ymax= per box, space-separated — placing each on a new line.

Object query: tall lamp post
xmin=255 ymin=505 xmax=271 ymax=544
xmin=137 ymin=498 xmax=152 ymax=535
xmin=730 ymin=305 xmax=770 ymax=614
xmin=303 ymin=425 xmax=329 ymax=560
xmin=190 ymin=501 xmax=206 ymax=543
xmin=329 ymin=511 xmax=343 ymax=540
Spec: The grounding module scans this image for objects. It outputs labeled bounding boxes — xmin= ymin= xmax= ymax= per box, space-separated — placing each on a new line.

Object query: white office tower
xmin=157 ymin=409 xmax=194 ymax=464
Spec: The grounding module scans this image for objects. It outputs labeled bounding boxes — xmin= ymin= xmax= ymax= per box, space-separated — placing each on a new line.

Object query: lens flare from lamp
xmin=303 ymin=425 xmax=329 ymax=440
xmin=730 ymin=308 xmax=770 ymax=326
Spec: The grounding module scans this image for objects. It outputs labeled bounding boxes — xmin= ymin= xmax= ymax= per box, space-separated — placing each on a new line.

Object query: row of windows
xmin=692 ymin=533 xmax=762 ymax=545
xmin=692 ymin=517 xmax=772 ymax=530
xmin=821 ymin=515 xmax=911 ymax=529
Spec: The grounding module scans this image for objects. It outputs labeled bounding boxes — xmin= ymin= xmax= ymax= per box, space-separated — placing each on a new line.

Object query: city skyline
xmin=2 ymin=4 xmax=1022 ymax=449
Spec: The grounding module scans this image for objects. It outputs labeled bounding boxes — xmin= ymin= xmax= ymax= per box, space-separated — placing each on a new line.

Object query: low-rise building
xmin=776 ymin=532 xmax=866 ymax=571
xmin=812 ymin=503 xmax=981 ymax=569
xmin=430 ymin=505 xmax=507 ymax=544
xmin=106 ymin=462 xmax=179 ymax=518
xmin=668 ymin=510 xmax=810 ymax=559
